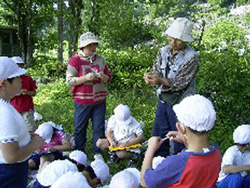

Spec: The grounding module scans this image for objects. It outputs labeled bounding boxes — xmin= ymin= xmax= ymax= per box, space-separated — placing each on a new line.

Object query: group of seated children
xmin=29 ymin=95 xmax=250 ymax=188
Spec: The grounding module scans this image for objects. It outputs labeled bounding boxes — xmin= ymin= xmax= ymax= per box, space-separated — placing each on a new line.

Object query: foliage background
xmin=1 ymin=0 xmax=250 ymax=172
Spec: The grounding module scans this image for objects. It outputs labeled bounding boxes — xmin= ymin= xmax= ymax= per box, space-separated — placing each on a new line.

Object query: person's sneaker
xmin=94 ymin=154 xmax=104 ymax=161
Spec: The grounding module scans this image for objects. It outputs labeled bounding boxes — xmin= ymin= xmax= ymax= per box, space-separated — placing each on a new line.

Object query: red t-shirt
xmin=10 ymin=75 xmax=37 ymax=113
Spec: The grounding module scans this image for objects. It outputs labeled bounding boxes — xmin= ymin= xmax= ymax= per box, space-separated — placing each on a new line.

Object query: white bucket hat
xmin=173 ymin=94 xmax=216 ymax=132
xmin=90 ymin=159 xmax=110 ymax=184
xmin=78 ymin=32 xmax=99 ymax=49
xmin=124 ymin=168 xmax=140 ymax=185
xmin=0 ymin=56 xmax=26 ymax=82
xmin=233 ymin=124 xmax=250 ymax=144
xmin=109 ymin=170 xmax=139 ymax=188
xmin=35 ymin=122 xmax=54 ymax=143
xmin=165 ymin=17 xmax=194 ymax=42
xmin=51 ymin=171 xmax=91 ymax=188
xmin=11 ymin=56 xmax=24 ymax=64
xmin=114 ymin=104 xmax=132 ymax=126
xmin=69 ymin=150 xmax=87 ymax=166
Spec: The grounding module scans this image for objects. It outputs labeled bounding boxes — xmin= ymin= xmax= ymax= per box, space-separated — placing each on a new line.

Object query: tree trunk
xmin=58 ymin=0 xmax=64 ymax=63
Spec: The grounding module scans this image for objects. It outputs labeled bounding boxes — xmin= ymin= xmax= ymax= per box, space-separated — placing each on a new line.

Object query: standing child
xmin=97 ymin=104 xmax=144 ymax=165
xmin=141 ymin=95 xmax=222 ymax=188
xmin=66 ymin=32 xmax=111 ymax=160
xmin=10 ymin=56 xmax=37 ymax=133
xmin=217 ymin=124 xmax=250 ymax=188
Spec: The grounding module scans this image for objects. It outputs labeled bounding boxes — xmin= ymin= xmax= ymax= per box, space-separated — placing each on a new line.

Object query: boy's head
xmin=69 ymin=150 xmax=87 ymax=171
xmin=11 ymin=56 xmax=25 ymax=68
xmin=109 ymin=168 xmax=140 ymax=188
xmin=113 ymin=104 xmax=132 ymax=126
xmin=51 ymin=171 xmax=91 ymax=188
xmin=233 ymin=124 xmax=250 ymax=146
xmin=90 ymin=159 xmax=110 ymax=184
xmin=173 ymin=95 xmax=216 ymax=141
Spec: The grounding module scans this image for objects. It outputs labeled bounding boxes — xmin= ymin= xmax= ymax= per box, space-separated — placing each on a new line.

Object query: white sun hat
xmin=113 ymin=104 xmax=132 ymax=126
xmin=124 ymin=168 xmax=140 ymax=185
xmin=233 ymin=124 xmax=250 ymax=144
xmin=152 ymin=156 xmax=165 ymax=169
xmin=0 ymin=56 xmax=26 ymax=82
xmin=109 ymin=170 xmax=139 ymax=188
xmin=51 ymin=171 xmax=91 ymax=188
xmin=173 ymin=94 xmax=216 ymax=132
xmin=78 ymin=32 xmax=99 ymax=49
xmin=90 ymin=159 xmax=110 ymax=184
xmin=35 ymin=122 xmax=54 ymax=143
xmin=165 ymin=17 xmax=194 ymax=42
xmin=11 ymin=56 xmax=24 ymax=64
xmin=69 ymin=150 xmax=87 ymax=166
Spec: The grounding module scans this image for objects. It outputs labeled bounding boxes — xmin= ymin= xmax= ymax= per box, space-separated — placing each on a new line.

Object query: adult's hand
xmin=167 ymin=131 xmax=184 ymax=144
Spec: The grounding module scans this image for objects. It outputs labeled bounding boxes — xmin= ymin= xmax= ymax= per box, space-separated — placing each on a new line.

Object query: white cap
xmin=0 ymin=56 xmax=26 ymax=82
xmin=173 ymin=95 xmax=216 ymax=132
xmin=109 ymin=170 xmax=139 ymax=188
xmin=69 ymin=150 xmax=87 ymax=166
xmin=90 ymin=159 xmax=110 ymax=184
xmin=51 ymin=171 xmax=91 ymax=188
xmin=11 ymin=56 xmax=24 ymax=64
xmin=78 ymin=32 xmax=99 ymax=48
xmin=152 ymin=156 xmax=165 ymax=169
xmin=35 ymin=122 xmax=54 ymax=143
xmin=165 ymin=17 xmax=194 ymax=42
xmin=233 ymin=124 xmax=250 ymax=144
xmin=124 ymin=168 xmax=140 ymax=185
xmin=114 ymin=104 xmax=132 ymax=126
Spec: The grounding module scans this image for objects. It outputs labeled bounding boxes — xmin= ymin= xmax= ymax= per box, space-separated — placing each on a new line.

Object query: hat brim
xmin=7 ymin=68 xmax=26 ymax=79
xmin=115 ymin=116 xmax=132 ymax=126
xmin=165 ymin=30 xmax=194 ymax=42
xmin=78 ymin=39 xmax=99 ymax=48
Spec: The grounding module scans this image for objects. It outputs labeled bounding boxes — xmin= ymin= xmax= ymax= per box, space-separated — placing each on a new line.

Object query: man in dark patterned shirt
xmin=144 ymin=18 xmax=199 ymax=157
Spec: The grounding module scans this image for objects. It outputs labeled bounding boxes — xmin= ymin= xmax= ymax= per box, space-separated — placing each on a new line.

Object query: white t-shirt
xmin=0 ymin=99 xmax=31 ymax=163
xmin=108 ymin=115 xmax=143 ymax=143
xmin=217 ymin=145 xmax=250 ymax=182
xmin=37 ymin=159 xmax=78 ymax=186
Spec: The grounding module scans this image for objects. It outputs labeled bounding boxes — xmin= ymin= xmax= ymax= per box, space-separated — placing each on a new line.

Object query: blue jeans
xmin=74 ymin=101 xmax=106 ymax=154
xmin=217 ymin=173 xmax=250 ymax=188
xmin=152 ymin=101 xmax=185 ymax=157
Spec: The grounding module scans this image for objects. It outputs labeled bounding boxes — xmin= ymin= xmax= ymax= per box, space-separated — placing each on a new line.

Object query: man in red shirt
xmin=10 ymin=56 xmax=37 ymax=133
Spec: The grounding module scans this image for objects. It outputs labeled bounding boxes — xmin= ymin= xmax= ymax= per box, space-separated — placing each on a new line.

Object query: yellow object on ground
xmin=108 ymin=143 xmax=141 ymax=152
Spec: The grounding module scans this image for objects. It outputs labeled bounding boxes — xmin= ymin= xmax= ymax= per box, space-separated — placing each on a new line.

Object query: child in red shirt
xmin=10 ymin=56 xmax=37 ymax=132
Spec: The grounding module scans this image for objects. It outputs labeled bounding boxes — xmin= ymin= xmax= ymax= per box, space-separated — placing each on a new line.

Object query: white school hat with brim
xmin=0 ymin=56 xmax=26 ymax=82
xmin=51 ymin=171 xmax=91 ymax=188
xmin=113 ymin=104 xmax=132 ymax=126
xmin=35 ymin=122 xmax=54 ymax=143
xmin=233 ymin=124 xmax=250 ymax=144
xmin=165 ymin=17 xmax=194 ymax=42
xmin=109 ymin=170 xmax=139 ymax=188
xmin=11 ymin=56 xmax=24 ymax=64
xmin=90 ymin=159 xmax=110 ymax=184
xmin=69 ymin=150 xmax=87 ymax=166
xmin=173 ymin=94 xmax=216 ymax=132
xmin=78 ymin=32 xmax=99 ymax=49
xmin=124 ymin=168 xmax=140 ymax=185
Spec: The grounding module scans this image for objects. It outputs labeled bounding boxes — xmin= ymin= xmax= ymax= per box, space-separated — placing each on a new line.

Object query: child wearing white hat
xmin=96 ymin=104 xmax=144 ymax=165
xmin=29 ymin=121 xmax=71 ymax=171
xmin=141 ymin=95 xmax=222 ymax=188
xmin=32 ymin=150 xmax=87 ymax=188
xmin=109 ymin=168 xmax=140 ymax=188
xmin=10 ymin=56 xmax=37 ymax=133
xmin=217 ymin=124 xmax=250 ymax=188
xmin=51 ymin=171 xmax=91 ymax=188
xmin=0 ymin=57 xmax=45 ymax=188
